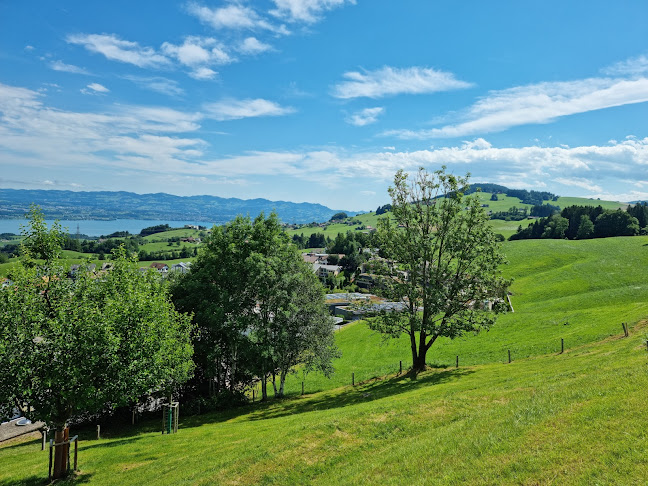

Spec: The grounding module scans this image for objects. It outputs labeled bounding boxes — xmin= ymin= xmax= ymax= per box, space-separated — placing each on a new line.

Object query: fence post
xmin=508 ymin=350 xmax=511 ymax=363
xmin=561 ymin=338 xmax=564 ymax=354
xmin=132 ymin=410 xmax=135 ymax=425
xmin=456 ymin=355 xmax=459 ymax=368
xmin=96 ymin=425 xmax=100 ymax=440
xmin=252 ymin=389 xmax=255 ymax=402
xmin=74 ymin=438 xmax=78 ymax=471
xmin=352 ymin=373 xmax=355 ymax=386
xmin=399 ymin=361 xmax=402 ymax=374
xmin=301 ymin=381 xmax=304 ymax=395
xmin=41 ymin=429 xmax=46 ymax=451
xmin=48 ymin=439 xmax=53 ymax=481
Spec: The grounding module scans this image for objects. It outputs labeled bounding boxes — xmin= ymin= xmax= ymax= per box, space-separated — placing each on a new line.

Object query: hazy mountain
xmin=0 ymin=189 xmax=355 ymax=224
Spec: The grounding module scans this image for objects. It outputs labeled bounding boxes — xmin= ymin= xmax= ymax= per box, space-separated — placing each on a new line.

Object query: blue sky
xmin=1 ymin=1 xmax=648 ymax=211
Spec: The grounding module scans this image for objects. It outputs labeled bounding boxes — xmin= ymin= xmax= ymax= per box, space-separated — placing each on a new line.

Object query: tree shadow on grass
xmin=244 ymin=367 xmax=475 ymax=422
xmin=0 ymin=472 xmax=94 ymax=485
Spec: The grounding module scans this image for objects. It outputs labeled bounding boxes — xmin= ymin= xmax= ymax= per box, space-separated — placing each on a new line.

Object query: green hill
xmin=2 ymin=236 xmax=648 ymax=484
xmin=285 ymin=194 xmax=625 ymax=242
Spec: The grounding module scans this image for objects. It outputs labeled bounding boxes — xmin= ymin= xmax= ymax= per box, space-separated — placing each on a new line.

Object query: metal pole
xmin=74 ymin=438 xmax=78 ymax=471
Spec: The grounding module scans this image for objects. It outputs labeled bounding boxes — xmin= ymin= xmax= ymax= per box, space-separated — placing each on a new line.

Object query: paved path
xmin=0 ymin=419 xmax=46 ymax=442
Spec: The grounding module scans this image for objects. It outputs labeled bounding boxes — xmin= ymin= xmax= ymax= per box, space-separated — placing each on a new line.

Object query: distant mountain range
xmin=0 ymin=189 xmax=355 ymax=224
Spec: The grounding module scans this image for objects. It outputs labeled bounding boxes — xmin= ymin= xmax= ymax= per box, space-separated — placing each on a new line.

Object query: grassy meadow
xmin=2 ymin=234 xmax=648 ymax=484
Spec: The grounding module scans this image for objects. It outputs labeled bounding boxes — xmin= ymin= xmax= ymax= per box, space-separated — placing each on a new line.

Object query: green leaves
xmin=372 ymin=167 xmax=510 ymax=369
xmin=0 ymin=212 xmax=194 ymax=427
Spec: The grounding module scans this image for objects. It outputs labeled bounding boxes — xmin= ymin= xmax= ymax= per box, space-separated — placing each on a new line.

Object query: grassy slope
xmin=2 ymin=236 xmax=648 ymax=484
xmin=284 ymin=236 xmax=648 ymax=394
xmin=2 ymin=328 xmax=647 ymax=485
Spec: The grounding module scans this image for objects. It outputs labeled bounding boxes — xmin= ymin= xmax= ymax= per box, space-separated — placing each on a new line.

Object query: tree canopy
xmin=172 ymin=213 xmax=339 ymax=401
xmin=0 ymin=207 xmax=194 ymax=478
xmin=370 ymin=168 xmax=510 ymax=371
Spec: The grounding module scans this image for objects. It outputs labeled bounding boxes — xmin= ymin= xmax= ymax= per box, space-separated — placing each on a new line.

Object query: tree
xmin=172 ymin=213 xmax=339 ymax=401
xmin=248 ymin=224 xmax=339 ymax=398
xmin=594 ymin=210 xmax=639 ymax=238
xmin=371 ymin=168 xmax=510 ymax=372
xmin=0 ymin=207 xmax=194 ymax=479
xmin=541 ymin=215 xmax=569 ymax=239
xmin=330 ymin=212 xmax=348 ymax=221
xmin=575 ymin=214 xmax=594 ymax=239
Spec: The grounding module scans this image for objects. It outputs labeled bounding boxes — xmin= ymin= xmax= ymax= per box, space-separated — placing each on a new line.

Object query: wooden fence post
xmin=301 ymin=381 xmax=304 ymax=395
xmin=73 ymin=437 xmax=78 ymax=471
xmin=508 ymin=350 xmax=511 ymax=363
xmin=352 ymin=373 xmax=355 ymax=386
xmin=96 ymin=425 xmax=100 ymax=440
xmin=456 ymin=355 xmax=459 ymax=368
xmin=399 ymin=361 xmax=402 ymax=374
xmin=561 ymin=338 xmax=564 ymax=354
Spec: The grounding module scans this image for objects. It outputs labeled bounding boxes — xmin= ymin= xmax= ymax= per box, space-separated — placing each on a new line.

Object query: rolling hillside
xmin=2 ymin=236 xmax=647 ymax=485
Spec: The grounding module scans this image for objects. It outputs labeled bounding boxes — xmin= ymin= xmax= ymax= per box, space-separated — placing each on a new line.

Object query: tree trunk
xmin=409 ymin=331 xmax=418 ymax=370
xmin=278 ymin=371 xmax=287 ymax=398
xmin=53 ymin=426 xmax=69 ymax=479
xmin=271 ymin=372 xmax=278 ymax=396
xmin=261 ymin=375 xmax=268 ymax=401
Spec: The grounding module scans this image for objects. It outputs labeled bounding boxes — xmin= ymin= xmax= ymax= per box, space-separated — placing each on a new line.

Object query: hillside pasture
xmin=284 ymin=236 xmax=648 ymax=394
xmin=1 ymin=326 xmax=647 ymax=485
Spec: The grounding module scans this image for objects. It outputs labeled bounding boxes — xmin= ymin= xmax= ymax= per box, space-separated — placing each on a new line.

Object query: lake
xmin=0 ymin=219 xmax=216 ymax=237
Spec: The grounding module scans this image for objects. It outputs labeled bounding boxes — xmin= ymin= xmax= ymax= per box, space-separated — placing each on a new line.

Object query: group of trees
xmin=490 ymin=206 xmax=528 ymax=221
xmin=171 ymin=213 xmax=339 ymax=401
xmin=0 ymin=207 xmax=194 ymax=478
xmin=510 ymin=205 xmax=644 ymax=240
xmin=375 ymin=204 xmax=392 ymax=215
xmin=1 ymin=168 xmax=517 ymax=479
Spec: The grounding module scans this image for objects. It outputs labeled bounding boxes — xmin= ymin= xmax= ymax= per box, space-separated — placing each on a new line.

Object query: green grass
xmin=2 ymin=234 xmax=648 ymax=484
xmin=555 ymin=196 xmax=625 ymax=210
xmin=284 ymin=236 xmax=648 ymax=395
xmin=142 ymin=228 xmax=205 ymax=243
xmin=2 ymin=328 xmax=647 ymax=485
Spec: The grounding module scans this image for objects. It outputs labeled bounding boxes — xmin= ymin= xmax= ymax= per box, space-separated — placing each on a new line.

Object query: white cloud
xmin=332 ymin=66 xmax=473 ymax=99
xmin=87 ymin=83 xmax=109 ymax=93
xmin=203 ymin=98 xmax=296 ymax=121
xmin=553 ymin=177 xmax=603 ymax=192
xmin=602 ymin=54 xmax=648 ymax=76
xmin=49 ymin=60 xmax=91 ymax=75
xmin=66 ymin=33 xmax=171 ymax=69
xmin=385 ymin=77 xmax=648 ymax=139
xmin=1 ymin=81 xmax=647 ymax=203
xmin=270 ymin=0 xmax=355 ymax=23
xmin=81 ymin=83 xmax=110 ymax=95
xmin=238 ymin=37 xmax=272 ymax=55
xmin=123 ymin=76 xmax=185 ymax=97
xmin=346 ymin=107 xmax=384 ymax=126
xmin=189 ymin=67 xmax=218 ymax=80
xmin=24 ymin=45 xmax=35 ymax=51
xmin=161 ymin=36 xmax=233 ymax=67
xmin=186 ymin=2 xmax=286 ymax=34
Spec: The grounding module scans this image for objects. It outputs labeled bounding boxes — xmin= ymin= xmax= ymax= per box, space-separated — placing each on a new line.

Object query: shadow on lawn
xmin=0 ymin=472 xmax=94 ymax=485
xmin=245 ymin=367 xmax=475 ymax=422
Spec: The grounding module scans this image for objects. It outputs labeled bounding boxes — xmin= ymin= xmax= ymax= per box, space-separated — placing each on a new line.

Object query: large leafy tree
xmin=172 ymin=213 xmax=339 ymax=401
xmin=0 ymin=207 xmax=194 ymax=479
xmin=370 ymin=168 xmax=510 ymax=372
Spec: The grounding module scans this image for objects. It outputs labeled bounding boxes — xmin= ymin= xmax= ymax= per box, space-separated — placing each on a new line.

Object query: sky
xmin=1 ymin=0 xmax=648 ymax=212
